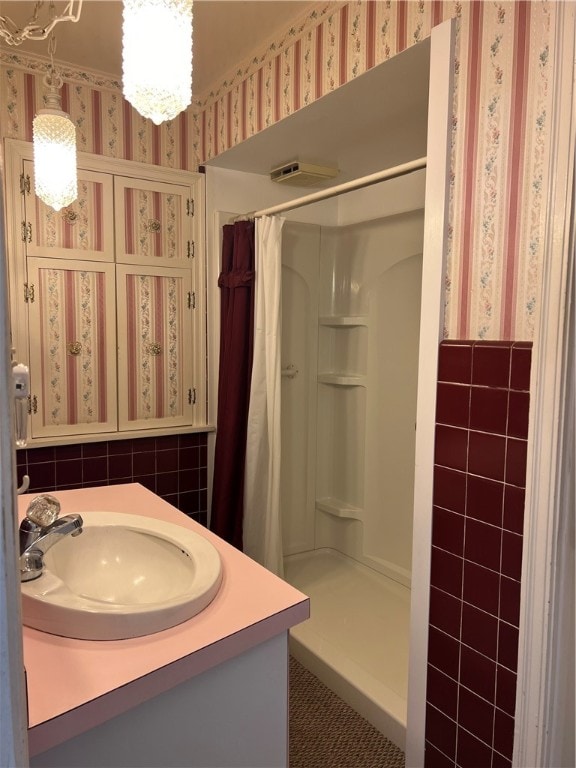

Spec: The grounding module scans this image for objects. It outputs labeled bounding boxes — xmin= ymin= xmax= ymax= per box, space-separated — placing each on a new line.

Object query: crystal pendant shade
xmin=33 ymin=77 xmax=78 ymax=212
xmin=122 ymin=0 xmax=193 ymax=125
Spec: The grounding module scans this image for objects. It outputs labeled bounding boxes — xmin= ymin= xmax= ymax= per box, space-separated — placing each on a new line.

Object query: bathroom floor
xmin=284 ymin=548 xmax=411 ymax=738
xmin=289 ymin=655 xmax=405 ymax=767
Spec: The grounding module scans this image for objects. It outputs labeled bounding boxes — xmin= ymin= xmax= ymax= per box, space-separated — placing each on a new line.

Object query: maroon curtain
xmin=210 ymin=221 xmax=255 ymax=549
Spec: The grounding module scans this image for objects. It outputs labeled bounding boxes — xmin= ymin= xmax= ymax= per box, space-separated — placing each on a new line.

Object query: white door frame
xmin=405 ymin=17 xmax=455 ymax=767
xmin=0 ymin=159 xmax=29 ymax=766
xmin=514 ymin=4 xmax=576 ymax=766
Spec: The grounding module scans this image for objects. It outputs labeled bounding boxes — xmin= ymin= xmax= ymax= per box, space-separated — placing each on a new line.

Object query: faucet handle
xmin=26 ymin=494 xmax=61 ymax=527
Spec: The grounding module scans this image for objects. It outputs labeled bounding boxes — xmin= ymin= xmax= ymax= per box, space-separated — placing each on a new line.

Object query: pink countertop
xmin=19 ymin=484 xmax=309 ymax=756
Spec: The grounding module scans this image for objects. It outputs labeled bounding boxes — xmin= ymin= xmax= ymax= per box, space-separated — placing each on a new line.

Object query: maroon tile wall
xmin=16 ymin=433 xmax=209 ymax=525
xmin=425 ymin=341 xmax=531 ymax=768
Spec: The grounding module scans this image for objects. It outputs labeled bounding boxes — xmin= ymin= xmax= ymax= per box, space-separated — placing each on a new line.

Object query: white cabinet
xmin=4 ymin=139 xmax=207 ymax=443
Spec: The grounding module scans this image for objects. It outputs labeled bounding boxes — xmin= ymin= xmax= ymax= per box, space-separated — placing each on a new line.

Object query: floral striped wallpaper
xmin=0 ymin=1 xmax=562 ymax=341
xmin=125 ymin=272 xmax=185 ymax=422
xmin=36 ymin=265 xmax=109 ymax=427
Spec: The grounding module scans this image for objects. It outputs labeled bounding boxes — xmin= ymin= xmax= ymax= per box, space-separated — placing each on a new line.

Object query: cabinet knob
xmin=146 ymin=341 xmax=162 ymax=356
xmin=146 ymin=219 xmax=161 ymax=234
xmin=67 ymin=341 xmax=82 ymax=356
xmin=62 ymin=208 xmax=78 ymax=225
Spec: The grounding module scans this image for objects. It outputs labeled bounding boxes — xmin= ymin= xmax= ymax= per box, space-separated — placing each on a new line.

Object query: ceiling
xmin=0 ymin=0 xmax=316 ymax=96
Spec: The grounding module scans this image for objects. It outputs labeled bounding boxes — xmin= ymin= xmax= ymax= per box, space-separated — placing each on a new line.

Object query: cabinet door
xmin=23 ymin=161 xmax=114 ymax=262
xmin=114 ymin=176 xmax=193 ymax=267
xmin=27 ymin=258 xmax=117 ymax=437
xmin=117 ymin=265 xmax=194 ymax=430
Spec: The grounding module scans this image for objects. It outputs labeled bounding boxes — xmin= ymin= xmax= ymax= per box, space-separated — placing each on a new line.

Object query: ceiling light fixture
xmin=0 ymin=1 xmax=83 ymax=46
xmin=122 ymin=0 xmax=193 ymax=125
xmin=33 ymin=36 xmax=78 ymax=211
xmin=0 ymin=3 xmax=82 ymax=211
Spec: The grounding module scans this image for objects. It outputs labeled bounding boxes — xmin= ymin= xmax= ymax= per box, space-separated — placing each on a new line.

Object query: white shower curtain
xmin=243 ymin=215 xmax=285 ymax=576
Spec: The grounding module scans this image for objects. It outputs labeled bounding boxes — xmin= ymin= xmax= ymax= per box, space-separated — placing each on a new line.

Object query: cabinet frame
xmin=4 ymin=138 xmax=208 ymax=446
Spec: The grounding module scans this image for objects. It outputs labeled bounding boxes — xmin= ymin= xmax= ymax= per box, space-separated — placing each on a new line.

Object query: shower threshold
xmin=284 ymin=548 xmax=410 ymax=750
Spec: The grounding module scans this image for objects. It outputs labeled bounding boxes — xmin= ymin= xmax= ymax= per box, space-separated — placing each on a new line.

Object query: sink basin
xmin=21 ymin=511 xmax=223 ymax=640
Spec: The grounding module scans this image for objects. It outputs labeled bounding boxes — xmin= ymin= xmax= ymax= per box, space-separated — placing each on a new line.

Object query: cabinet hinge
xmin=27 ymin=395 xmax=37 ymax=415
xmin=20 ymin=173 xmax=31 ymax=195
xmin=188 ymin=388 xmax=196 ymax=405
xmin=188 ymin=291 xmax=196 ymax=310
xmin=24 ymin=283 xmax=35 ymax=303
xmin=21 ymin=221 xmax=32 ymax=243
xmin=187 ymin=240 xmax=195 ymax=259
xmin=186 ymin=198 xmax=194 ymax=217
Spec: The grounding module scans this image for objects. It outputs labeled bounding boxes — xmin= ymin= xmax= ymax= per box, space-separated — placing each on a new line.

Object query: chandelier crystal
xmin=32 ymin=73 xmax=78 ymax=212
xmin=122 ymin=0 xmax=193 ymax=125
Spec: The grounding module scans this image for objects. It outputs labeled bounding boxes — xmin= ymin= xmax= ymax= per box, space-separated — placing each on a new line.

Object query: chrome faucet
xmin=19 ymin=494 xmax=83 ymax=582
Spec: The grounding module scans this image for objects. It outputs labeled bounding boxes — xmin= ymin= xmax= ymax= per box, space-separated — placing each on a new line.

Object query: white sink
xmin=21 ymin=511 xmax=223 ymax=640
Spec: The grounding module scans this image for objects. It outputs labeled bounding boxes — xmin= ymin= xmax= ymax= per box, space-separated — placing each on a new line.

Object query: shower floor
xmin=284 ymin=548 xmax=410 ymax=749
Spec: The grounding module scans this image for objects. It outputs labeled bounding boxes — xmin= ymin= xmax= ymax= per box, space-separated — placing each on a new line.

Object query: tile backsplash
xmin=425 ymin=341 xmax=531 ymax=768
xmin=17 ymin=433 xmax=209 ymax=525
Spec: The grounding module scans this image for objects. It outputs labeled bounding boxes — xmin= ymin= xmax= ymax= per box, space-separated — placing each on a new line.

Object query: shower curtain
xmin=243 ymin=215 xmax=285 ymax=576
xmin=210 ymin=221 xmax=255 ymax=550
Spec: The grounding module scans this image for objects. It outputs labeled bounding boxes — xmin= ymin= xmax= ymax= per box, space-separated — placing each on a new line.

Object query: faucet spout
xmin=19 ymin=498 xmax=83 ymax=582
xmin=32 ymin=515 xmax=84 ymax=556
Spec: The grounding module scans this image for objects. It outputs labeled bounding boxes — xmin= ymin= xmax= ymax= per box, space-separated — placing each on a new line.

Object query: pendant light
xmin=122 ymin=0 xmax=193 ymax=125
xmin=32 ymin=36 xmax=78 ymax=212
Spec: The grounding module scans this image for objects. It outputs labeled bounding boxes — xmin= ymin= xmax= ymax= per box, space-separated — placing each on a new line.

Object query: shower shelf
xmin=319 ymin=315 xmax=368 ymax=327
xmin=317 ymin=373 xmax=366 ymax=387
xmin=316 ymin=497 xmax=364 ymax=521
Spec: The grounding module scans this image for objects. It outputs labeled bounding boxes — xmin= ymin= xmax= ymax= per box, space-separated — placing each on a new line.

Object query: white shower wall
xmin=282 ymin=206 xmax=424 ymax=586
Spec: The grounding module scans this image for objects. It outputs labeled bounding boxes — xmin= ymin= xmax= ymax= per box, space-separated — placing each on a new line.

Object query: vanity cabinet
xmin=21 ymin=484 xmax=310 ymax=768
xmin=5 ymin=139 xmax=207 ymax=443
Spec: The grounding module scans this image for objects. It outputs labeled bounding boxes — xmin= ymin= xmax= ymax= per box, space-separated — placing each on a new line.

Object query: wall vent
xmin=270 ymin=161 xmax=339 ymax=187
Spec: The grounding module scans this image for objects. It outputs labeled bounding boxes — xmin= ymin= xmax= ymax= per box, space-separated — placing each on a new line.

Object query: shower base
xmin=284 ymin=548 xmax=410 ymax=750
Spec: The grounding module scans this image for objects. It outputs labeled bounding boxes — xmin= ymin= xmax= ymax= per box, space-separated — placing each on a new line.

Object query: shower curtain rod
xmin=239 ymin=156 xmax=427 ymax=220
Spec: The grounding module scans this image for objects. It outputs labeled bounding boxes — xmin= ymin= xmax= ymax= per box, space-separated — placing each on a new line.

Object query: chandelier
xmin=0 ymin=3 xmax=82 ymax=211
xmin=122 ymin=0 xmax=193 ymax=125
xmin=33 ymin=68 xmax=78 ymax=211
xmin=0 ymin=1 xmax=83 ymax=46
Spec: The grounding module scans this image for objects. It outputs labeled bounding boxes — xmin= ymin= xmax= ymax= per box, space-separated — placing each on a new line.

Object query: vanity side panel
xmin=30 ymin=634 xmax=289 ymax=768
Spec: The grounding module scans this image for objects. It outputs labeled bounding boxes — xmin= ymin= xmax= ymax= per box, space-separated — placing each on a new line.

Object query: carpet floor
xmin=289 ymin=656 xmax=406 ymax=768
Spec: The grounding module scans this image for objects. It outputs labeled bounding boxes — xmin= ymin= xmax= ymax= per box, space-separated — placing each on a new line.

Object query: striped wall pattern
xmin=37 ymin=266 xmax=108 ymax=426
xmin=0 ymin=1 xmax=557 ymax=340
xmin=125 ymin=273 xmax=184 ymax=422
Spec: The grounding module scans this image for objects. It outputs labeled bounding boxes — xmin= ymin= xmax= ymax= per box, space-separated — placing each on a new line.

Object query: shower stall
xmin=280 ymin=176 xmax=425 ymax=749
